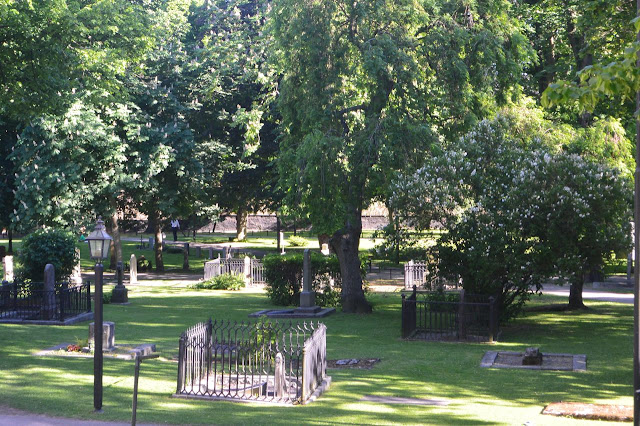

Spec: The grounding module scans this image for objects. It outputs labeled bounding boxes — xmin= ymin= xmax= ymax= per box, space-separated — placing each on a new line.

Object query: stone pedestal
xmin=112 ymin=261 xmax=128 ymax=303
xmin=89 ymin=321 xmax=115 ymax=351
xmin=111 ymin=285 xmax=128 ymax=303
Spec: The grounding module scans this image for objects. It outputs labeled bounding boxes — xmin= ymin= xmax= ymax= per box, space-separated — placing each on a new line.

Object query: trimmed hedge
xmin=190 ymin=273 xmax=245 ymax=291
xmin=17 ymin=228 xmax=78 ymax=281
xmin=263 ymin=252 xmax=366 ymax=307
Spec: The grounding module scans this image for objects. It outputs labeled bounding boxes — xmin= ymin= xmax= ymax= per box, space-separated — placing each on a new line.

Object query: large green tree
xmin=271 ymin=0 xmax=533 ymax=313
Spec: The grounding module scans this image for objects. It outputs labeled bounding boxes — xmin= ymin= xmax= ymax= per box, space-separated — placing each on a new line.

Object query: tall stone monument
xmin=2 ymin=255 xmax=14 ymax=282
xmin=111 ymin=261 xmax=129 ymax=303
xmin=299 ymin=249 xmax=315 ymax=308
xmin=279 ymin=232 xmax=286 ymax=255
xmin=41 ymin=264 xmax=56 ymax=319
xmin=129 ymin=254 xmax=138 ymax=284
xmin=249 ymin=248 xmax=335 ymax=318
xmin=70 ymin=248 xmax=83 ymax=285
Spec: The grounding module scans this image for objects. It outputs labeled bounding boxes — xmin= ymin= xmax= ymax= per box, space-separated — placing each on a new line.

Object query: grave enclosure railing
xmin=401 ymin=286 xmax=499 ymax=343
xmin=204 ymin=258 xmax=265 ymax=286
xmin=176 ymin=319 xmax=327 ymax=405
xmin=404 ymin=260 xmax=459 ymax=290
xmin=0 ymin=281 xmax=91 ymax=321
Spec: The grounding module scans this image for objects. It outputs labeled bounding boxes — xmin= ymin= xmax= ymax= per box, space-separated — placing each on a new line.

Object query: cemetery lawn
xmin=0 ymin=283 xmax=633 ymax=425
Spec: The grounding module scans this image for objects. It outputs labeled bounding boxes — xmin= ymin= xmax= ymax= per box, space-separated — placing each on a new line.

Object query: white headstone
xmin=2 ymin=255 xmax=14 ymax=282
xmin=321 ymin=243 xmax=330 ymax=255
xmin=244 ymin=256 xmax=251 ymax=286
xmin=70 ymin=249 xmax=82 ymax=284
xmin=130 ymin=253 xmax=138 ymax=284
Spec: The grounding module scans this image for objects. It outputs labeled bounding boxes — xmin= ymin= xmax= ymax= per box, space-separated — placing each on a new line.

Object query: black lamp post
xmin=85 ymin=217 xmax=112 ymax=412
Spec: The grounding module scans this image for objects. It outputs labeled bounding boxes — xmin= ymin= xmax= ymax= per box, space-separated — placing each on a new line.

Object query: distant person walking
xmin=171 ymin=219 xmax=180 ymax=241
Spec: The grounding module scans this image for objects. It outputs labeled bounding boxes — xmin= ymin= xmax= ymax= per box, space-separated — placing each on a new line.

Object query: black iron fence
xmin=0 ymin=281 xmax=91 ymax=321
xmin=402 ymin=286 xmax=499 ymax=342
xmin=176 ymin=319 xmax=327 ymax=404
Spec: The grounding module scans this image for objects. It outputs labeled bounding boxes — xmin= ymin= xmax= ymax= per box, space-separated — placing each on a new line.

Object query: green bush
xmin=17 ymin=228 xmax=78 ymax=281
xmin=137 ymin=256 xmax=153 ymax=272
xmin=190 ymin=273 xmax=245 ymax=290
xmin=262 ymin=253 xmax=366 ymax=307
xmin=286 ymin=235 xmax=308 ymax=247
xmin=103 ymin=289 xmax=112 ymax=304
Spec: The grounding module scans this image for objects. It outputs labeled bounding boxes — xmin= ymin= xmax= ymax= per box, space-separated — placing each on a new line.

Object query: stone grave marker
xmin=111 ymin=261 xmax=128 ymax=303
xmin=299 ymin=249 xmax=315 ymax=308
xmin=208 ymin=247 xmax=214 ymax=259
xmin=279 ymin=232 xmax=285 ymax=254
xmin=41 ymin=264 xmax=56 ymax=320
xmin=321 ymin=243 xmax=330 ymax=255
xmin=89 ymin=321 xmax=115 ymax=351
xmin=70 ymin=248 xmax=82 ymax=284
xmin=3 ymin=255 xmax=14 ymax=282
xmin=130 ymin=254 xmax=138 ymax=284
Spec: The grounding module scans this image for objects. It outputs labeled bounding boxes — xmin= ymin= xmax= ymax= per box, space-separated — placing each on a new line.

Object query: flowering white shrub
xmin=392 ymin=115 xmax=632 ymax=317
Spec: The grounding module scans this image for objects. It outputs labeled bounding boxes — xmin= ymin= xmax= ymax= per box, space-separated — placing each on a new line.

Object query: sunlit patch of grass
xmin=0 ymin=283 xmax=633 ymax=424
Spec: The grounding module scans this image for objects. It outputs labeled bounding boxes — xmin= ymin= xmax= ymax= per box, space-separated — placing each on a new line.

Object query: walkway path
xmin=0 ymin=406 xmax=159 ymax=426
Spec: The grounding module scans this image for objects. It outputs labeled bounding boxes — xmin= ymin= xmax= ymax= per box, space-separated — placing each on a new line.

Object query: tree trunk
xmin=109 ymin=206 xmax=122 ymax=265
xmin=330 ymin=216 xmax=372 ymax=313
xmin=236 ymin=207 xmax=248 ymax=240
xmin=7 ymin=228 xmax=12 ymax=254
xmin=152 ymin=211 xmax=164 ymax=272
xmin=568 ymin=278 xmax=586 ymax=309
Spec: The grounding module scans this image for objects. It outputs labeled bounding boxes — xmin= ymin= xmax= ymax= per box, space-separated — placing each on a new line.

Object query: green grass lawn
xmin=0 ymin=284 xmax=633 ymax=425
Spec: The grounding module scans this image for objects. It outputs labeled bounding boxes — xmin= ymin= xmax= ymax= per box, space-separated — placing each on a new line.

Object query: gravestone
xmin=243 ymin=256 xmax=251 ymax=286
xmin=279 ymin=232 xmax=285 ymax=255
xmin=130 ymin=254 xmax=138 ymax=284
xmin=89 ymin=321 xmax=115 ymax=351
xmin=208 ymin=247 xmax=214 ymax=259
xmin=70 ymin=249 xmax=82 ymax=284
xmin=522 ymin=347 xmax=543 ymax=366
xmin=111 ymin=261 xmax=129 ymax=303
xmin=274 ymin=352 xmax=287 ymax=398
xmin=41 ymin=264 xmax=56 ymax=320
xmin=299 ymin=249 xmax=316 ymax=308
xmin=2 ymin=255 xmax=14 ymax=282
xmin=321 ymin=243 xmax=329 ymax=256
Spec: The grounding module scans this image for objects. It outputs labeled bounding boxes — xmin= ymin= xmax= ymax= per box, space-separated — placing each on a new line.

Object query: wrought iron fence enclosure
xmin=0 ymin=281 xmax=91 ymax=321
xmin=404 ymin=260 xmax=460 ymax=290
xmin=402 ymin=286 xmax=499 ymax=342
xmin=204 ymin=258 xmax=265 ymax=286
xmin=176 ymin=319 xmax=328 ymax=405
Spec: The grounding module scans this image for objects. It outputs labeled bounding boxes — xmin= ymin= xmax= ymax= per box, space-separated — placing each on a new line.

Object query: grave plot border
xmin=175 ymin=319 xmax=330 ymax=405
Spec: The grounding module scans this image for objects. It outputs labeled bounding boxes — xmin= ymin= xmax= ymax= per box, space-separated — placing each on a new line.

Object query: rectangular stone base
xmin=249 ymin=307 xmax=336 ymax=318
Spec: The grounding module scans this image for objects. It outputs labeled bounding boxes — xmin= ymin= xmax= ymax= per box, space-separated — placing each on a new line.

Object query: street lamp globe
xmin=86 ymin=217 xmax=112 ymax=261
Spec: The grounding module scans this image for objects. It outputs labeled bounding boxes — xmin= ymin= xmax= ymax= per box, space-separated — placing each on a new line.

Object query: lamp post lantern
xmin=86 ymin=216 xmax=112 ymax=412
